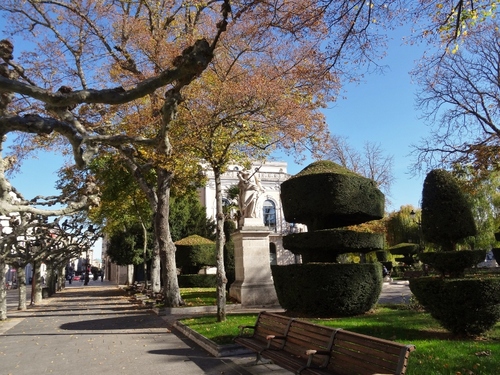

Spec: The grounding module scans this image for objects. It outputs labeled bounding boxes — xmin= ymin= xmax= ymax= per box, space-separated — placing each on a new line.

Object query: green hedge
xmin=421 ymin=169 xmax=477 ymax=251
xmin=271 ymin=263 xmax=382 ymax=317
xmin=492 ymin=248 xmax=500 ymax=263
xmin=177 ymin=274 xmax=217 ymax=288
xmin=418 ymin=250 xmax=486 ymax=278
xmin=410 ymin=277 xmax=500 ymax=336
xmin=280 ymin=160 xmax=384 ymax=230
xmin=175 ymin=235 xmax=216 ymax=274
xmin=282 ymin=230 xmax=384 ymax=263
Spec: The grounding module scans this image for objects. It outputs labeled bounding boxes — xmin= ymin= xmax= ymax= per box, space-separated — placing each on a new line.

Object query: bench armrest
xmin=305 ymin=349 xmax=331 ymax=367
xmin=237 ymin=325 xmax=256 ymax=336
xmin=266 ymin=335 xmax=286 ymax=348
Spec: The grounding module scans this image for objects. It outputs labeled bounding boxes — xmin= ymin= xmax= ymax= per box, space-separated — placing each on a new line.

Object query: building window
xmin=263 ymin=200 xmax=276 ymax=231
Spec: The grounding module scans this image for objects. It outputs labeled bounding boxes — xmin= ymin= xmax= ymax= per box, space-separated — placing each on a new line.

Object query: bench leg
xmin=243 ymin=351 xmax=273 ymax=366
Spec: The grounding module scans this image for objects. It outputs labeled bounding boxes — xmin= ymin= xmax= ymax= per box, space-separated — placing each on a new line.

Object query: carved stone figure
xmin=237 ymin=169 xmax=264 ymax=221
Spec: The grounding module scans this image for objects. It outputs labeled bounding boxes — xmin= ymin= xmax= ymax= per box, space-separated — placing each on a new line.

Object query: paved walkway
xmin=0 ymin=280 xmax=411 ymax=375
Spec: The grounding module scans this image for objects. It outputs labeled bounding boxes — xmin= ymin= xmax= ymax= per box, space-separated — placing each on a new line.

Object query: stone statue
xmin=237 ymin=169 xmax=265 ymax=221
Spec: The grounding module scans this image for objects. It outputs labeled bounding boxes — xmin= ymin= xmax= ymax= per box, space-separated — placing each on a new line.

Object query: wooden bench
xmin=235 ymin=311 xmax=293 ymax=362
xmin=235 ymin=311 xmax=415 ymax=375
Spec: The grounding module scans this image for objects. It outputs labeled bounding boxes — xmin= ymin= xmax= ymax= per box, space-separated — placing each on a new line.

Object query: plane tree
xmin=0 ymin=211 xmax=98 ymax=319
xmin=0 ymin=0 xmax=231 ymax=307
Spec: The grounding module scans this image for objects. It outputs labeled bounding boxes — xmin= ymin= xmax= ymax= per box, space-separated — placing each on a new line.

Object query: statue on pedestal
xmin=237 ymin=169 xmax=264 ymax=224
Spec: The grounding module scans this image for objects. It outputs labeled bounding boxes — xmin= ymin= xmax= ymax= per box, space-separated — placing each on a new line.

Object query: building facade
xmin=198 ymin=161 xmax=300 ymax=266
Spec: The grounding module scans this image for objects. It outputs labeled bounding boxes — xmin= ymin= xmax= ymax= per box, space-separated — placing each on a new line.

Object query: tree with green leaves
xmin=452 ymin=164 xmax=500 ymax=250
xmin=385 ymin=205 xmax=421 ymax=247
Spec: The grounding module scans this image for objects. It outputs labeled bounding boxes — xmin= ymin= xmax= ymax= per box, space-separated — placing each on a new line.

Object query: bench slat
xmin=335 ymin=330 xmax=407 ymax=356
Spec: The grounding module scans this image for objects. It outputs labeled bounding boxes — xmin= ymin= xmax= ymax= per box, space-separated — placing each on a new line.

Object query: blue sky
xmin=284 ymin=28 xmax=429 ymax=212
xmin=5 ymin=26 xmax=430 ymax=220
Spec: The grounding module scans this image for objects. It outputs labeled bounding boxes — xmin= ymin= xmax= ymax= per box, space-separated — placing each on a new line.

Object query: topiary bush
xmin=492 ymin=248 xmax=500 ymax=264
xmin=280 ymin=161 xmax=384 ymax=231
xmin=410 ymin=169 xmax=500 ymax=336
xmin=177 ymin=274 xmax=217 ymax=288
xmin=375 ymin=250 xmax=389 ymax=262
xmin=224 ymin=219 xmax=236 ymax=291
xmin=175 ymin=235 xmax=216 ymax=274
xmin=274 ymin=161 xmax=385 ymax=317
xmin=282 ymin=229 xmax=384 ymax=263
xmin=421 ymin=169 xmax=477 ymax=251
xmin=389 ymin=243 xmax=419 ymax=266
xmin=271 ymin=263 xmax=382 ymax=317
xmin=410 ymin=277 xmax=500 ymax=336
xmin=418 ymin=250 xmax=486 ymax=278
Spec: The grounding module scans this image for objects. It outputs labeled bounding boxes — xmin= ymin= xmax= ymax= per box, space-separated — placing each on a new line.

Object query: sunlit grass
xmin=181 ymin=306 xmax=500 ymax=375
xmin=181 ymin=287 xmax=220 ymax=306
xmin=180 ymin=314 xmax=257 ymax=344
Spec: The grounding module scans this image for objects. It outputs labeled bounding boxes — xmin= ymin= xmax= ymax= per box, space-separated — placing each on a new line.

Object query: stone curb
xmin=152 ymin=303 xmax=244 ymax=316
xmin=173 ymin=320 xmax=253 ymax=357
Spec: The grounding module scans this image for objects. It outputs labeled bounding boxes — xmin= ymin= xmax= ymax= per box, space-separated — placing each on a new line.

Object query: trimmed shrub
xmin=492 ymin=248 xmax=500 ymax=263
xmin=375 ymin=250 xmax=389 ymax=262
xmin=282 ymin=229 xmax=384 ymax=263
xmin=224 ymin=219 xmax=236 ymax=291
xmin=421 ymin=169 xmax=477 ymax=251
xmin=389 ymin=243 xmax=419 ymax=266
xmin=418 ymin=250 xmax=486 ymax=278
xmin=178 ymin=274 xmax=217 ymax=288
xmin=271 ymin=263 xmax=382 ymax=317
xmin=175 ymin=235 xmax=216 ymax=274
xmin=280 ymin=161 xmax=384 ymax=231
xmin=410 ymin=277 xmax=500 ymax=336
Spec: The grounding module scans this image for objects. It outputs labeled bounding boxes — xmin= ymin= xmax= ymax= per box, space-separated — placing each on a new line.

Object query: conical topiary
xmin=421 ymin=169 xmax=476 ymax=252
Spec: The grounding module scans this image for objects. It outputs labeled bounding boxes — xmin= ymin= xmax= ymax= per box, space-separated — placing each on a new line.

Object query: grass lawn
xmin=180 ymin=305 xmax=500 ymax=375
xmin=154 ymin=287 xmax=234 ymax=307
xmin=180 ymin=287 xmax=223 ymax=307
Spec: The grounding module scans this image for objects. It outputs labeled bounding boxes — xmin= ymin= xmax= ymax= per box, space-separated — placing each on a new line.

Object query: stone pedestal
xmin=229 ymin=219 xmax=280 ymax=307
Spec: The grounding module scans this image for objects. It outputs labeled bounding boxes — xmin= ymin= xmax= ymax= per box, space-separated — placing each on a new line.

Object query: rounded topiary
xmin=280 ymin=161 xmax=384 ymax=231
xmin=410 ymin=277 xmax=500 ymax=336
xmin=271 ymin=263 xmax=382 ymax=317
xmin=282 ymin=229 xmax=384 ymax=263
xmin=175 ymin=235 xmax=216 ymax=274
xmin=418 ymin=250 xmax=486 ymax=277
xmin=421 ymin=169 xmax=477 ymax=251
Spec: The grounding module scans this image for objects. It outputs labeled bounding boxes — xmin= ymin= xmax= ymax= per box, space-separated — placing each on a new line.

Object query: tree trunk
xmin=46 ymin=263 xmax=55 ymax=296
xmin=214 ymin=170 xmax=227 ymax=322
xmin=17 ymin=266 xmax=27 ymax=310
xmin=0 ymin=257 xmax=7 ymax=320
xmin=33 ymin=262 xmax=43 ymax=304
xmin=155 ymin=168 xmax=183 ymax=307
xmin=127 ymin=264 xmax=134 ymax=285
xmin=142 ymin=221 xmax=148 ymax=283
xmin=151 ymin=250 xmax=161 ymax=293
xmin=57 ymin=264 xmax=65 ymax=291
